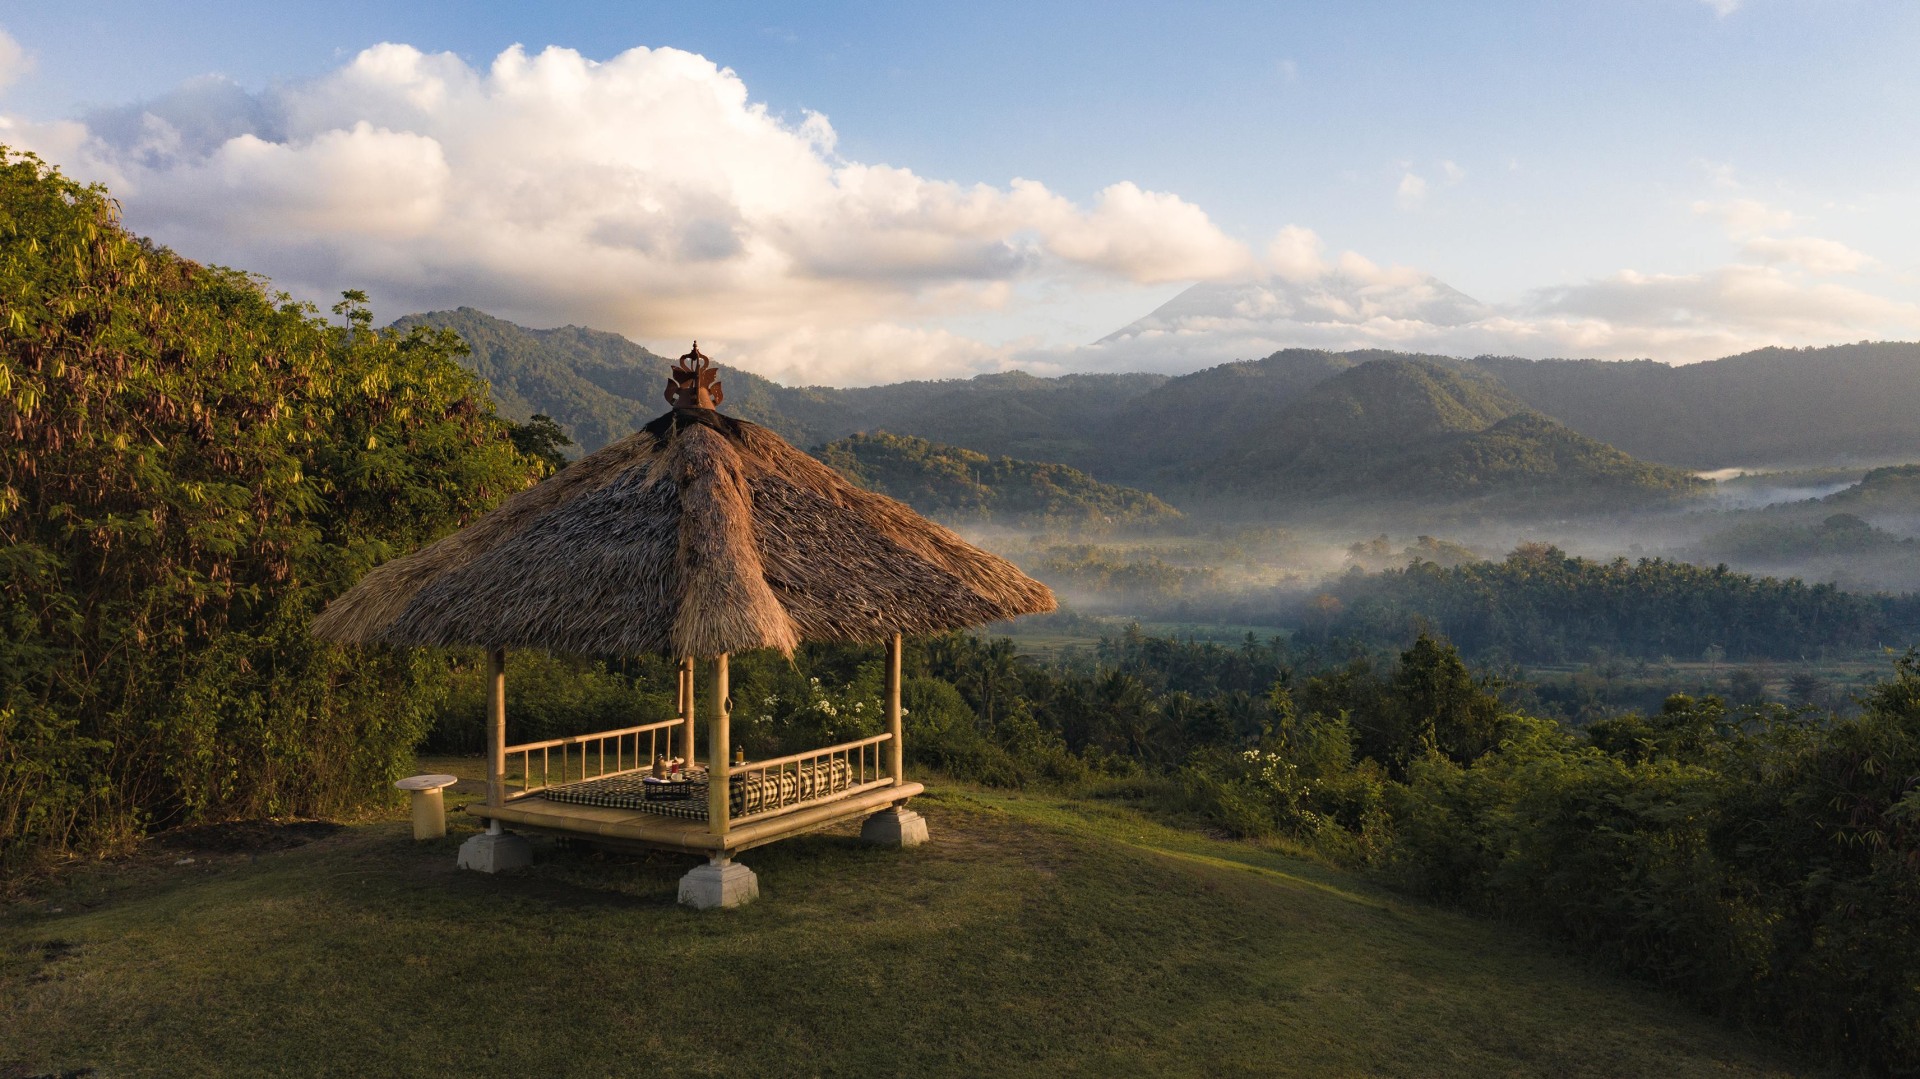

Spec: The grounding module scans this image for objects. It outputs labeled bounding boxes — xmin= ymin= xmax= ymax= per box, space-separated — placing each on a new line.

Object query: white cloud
xmin=8 ymin=39 xmax=1914 ymax=385
xmin=1700 ymin=0 xmax=1742 ymax=16
xmin=1527 ymin=265 xmax=1910 ymax=339
xmin=743 ymin=322 xmax=1021 ymax=386
xmin=1692 ymin=197 xmax=1795 ymax=237
xmin=1266 ymin=225 xmax=1328 ymax=281
xmin=0 ymin=27 xmax=30 ymax=91
xmin=1693 ymin=197 xmax=1876 ymax=276
xmin=1277 ymin=58 xmax=1299 ymax=83
xmin=1740 ymin=235 xmax=1874 ymax=275
xmin=1091 ymin=255 xmax=1920 ymax=372
xmin=1395 ymin=172 xmax=1427 ymax=210
xmin=6 ymin=42 xmax=1250 ymax=384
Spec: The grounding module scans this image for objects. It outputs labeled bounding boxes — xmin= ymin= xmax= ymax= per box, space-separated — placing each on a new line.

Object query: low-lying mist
xmin=955 ymin=461 xmax=1920 ymax=633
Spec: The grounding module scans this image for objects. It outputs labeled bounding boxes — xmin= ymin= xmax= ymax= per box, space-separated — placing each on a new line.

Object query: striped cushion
xmin=541 ymin=759 xmax=856 ymax=820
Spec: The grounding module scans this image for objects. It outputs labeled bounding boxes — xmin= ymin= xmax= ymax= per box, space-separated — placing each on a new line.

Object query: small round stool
xmin=395 ymin=774 xmax=459 ymax=840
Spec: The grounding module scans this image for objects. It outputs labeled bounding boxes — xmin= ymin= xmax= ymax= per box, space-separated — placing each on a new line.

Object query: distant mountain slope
xmin=1393 ymin=413 xmax=1707 ymax=499
xmin=1683 ymin=463 xmax=1920 ymax=591
xmin=391 ymin=308 xmax=1164 ymax=461
xmin=834 ymin=371 xmax=1166 ymax=472
xmin=1102 ymin=349 xmax=1357 ymax=479
xmin=390 ymin=308 xmax=864 ymax=450
xmin=1822 ymin=463 xmax=1920 ymax=517
xmin=1471 ymin=343 xmax=1920 ymax=467
xmin=393 ymin=309 xmax=1920 ymax=498
xmin=817 ymin=431 xmax=1180 ymax=527
xmin=1215 ymin=360 xmax=1522 ymax=486
xmin=1188 ymin=360 xmax=1703 ymax=509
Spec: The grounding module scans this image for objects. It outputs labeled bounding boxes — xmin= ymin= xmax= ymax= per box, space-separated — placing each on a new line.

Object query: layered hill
xmin=392 ymin=308 xmax=1163 ymax=462
xmin=389 ymin=308 xmax=864 ymax=450
xmin=1683 ymin=462 xmax=1920 ymax=591
xmin=1103 ymin=348 xmax=1358 ymax=478
xmin=1470 ymin=344 xmax=1920 ymax=468
xmin=817 ymin=431 xmax=1180 ymax=528
xmin=390 ymin=309 xmax=1920 ymax=506
xmin=1823 ymin=463 xmax=1920 ymax=518
xmin=837 ymin=371 xmax=1166 ymax=471
xmin=1187 ymin=360 xmax=1705 ymax=510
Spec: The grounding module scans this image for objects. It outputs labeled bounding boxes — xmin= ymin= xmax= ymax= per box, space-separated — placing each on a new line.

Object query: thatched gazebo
xmin=313 ymin=344 xmax=1054 ymax=907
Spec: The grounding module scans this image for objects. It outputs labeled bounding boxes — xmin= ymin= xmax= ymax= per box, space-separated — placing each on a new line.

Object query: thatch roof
xmin=311 ymin=408 xmax=1056 ymax=657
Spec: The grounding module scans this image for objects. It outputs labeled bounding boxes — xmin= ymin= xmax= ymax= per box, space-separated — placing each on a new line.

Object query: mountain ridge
xmin=816 ymin=431 xmax=1182 ymax=528
xmin=1178 ymin=359 xmax=1703 ymax=510
xmin=389 ymin=307 xmax=1920 ymax=513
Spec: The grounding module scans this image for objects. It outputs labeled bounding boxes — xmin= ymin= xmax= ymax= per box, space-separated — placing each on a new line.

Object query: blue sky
xmin=1 ymin=1 xmax=1915 ymax=383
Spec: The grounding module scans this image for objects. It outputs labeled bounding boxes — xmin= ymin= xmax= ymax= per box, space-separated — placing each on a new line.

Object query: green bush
xmin=424 ymin=651 xmax=679 ymax=756
xmin=901 ymin=676 xmax=1038 ymax=787
xmin=0 ymin=149 xmax=538 ymax=871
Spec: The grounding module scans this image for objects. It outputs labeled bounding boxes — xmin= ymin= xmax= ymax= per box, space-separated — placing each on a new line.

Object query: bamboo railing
xmin=726 ymin=732 xmax=895 ymax=826
xmin=503 ymin=718 xmax=683 ymax=800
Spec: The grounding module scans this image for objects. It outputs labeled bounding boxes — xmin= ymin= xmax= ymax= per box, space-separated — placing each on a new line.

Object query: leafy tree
xmin=1392 ymin=633 xmax=1504 ymax=763
xmin=508 ymin=413 xmax=575 ymax=475
xmin=0 ymin=148 xmax=540 ymax=869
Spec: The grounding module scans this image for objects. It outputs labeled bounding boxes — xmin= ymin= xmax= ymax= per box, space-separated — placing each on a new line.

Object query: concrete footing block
xmin=679 ymin=858 xmax=759 ymax=909
xmin=860 ymin=806 xmax=930 ymax=848
xmin=457 ymin=830 xmax=534 ymax=873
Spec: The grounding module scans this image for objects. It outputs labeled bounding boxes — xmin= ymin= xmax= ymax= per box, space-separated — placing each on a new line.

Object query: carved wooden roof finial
xmin=665 ymin=341 xmax=725 ymax=410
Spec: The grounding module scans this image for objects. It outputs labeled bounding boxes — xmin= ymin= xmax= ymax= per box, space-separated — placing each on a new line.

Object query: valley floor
xmin=2 ymin=764 xmax=1814 ymax=1078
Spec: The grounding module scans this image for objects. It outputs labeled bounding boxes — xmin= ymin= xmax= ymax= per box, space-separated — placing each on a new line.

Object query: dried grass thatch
xmin=312 ymin=409 xmax=1056 ymax=657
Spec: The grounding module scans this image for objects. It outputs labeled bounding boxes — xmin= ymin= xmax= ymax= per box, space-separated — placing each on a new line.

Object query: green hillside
xmin=1472 ymin=343 xmax=1920 ymax=468
xmin=1104 ymin=348 xmax=1358 ymax=478
xmin=391 ymin=309 xmax=1165 ymax=464
xmin=389 ymin=308 xmax=863 ymax=451
xmin=1243 ymin=359 xmax=1522 ymax=460
xmin=1390 ymin=412 xmax=1709 ymax=498
xmin=1686 ymin=464 xmax=1920 ymax=591
xmin=391 ymin=309 xmax=1920 ymax=501
xmin=842 ymin=370 xmax=1169 ymax=472
xmin=1187 ymin=359 xmax=1703 ymax=508
xmin=1824 ymin=462 xmax=1920 ymax=515
xmin=818 ymin=431 xmax=1181 ymax=527
xmin=0 ymin=773 xmax=1807 ymax=1078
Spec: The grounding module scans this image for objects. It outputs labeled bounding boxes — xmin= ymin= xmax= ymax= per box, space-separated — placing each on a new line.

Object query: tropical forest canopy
xmin=1313 ymin=543 xmax=1920 ymax=664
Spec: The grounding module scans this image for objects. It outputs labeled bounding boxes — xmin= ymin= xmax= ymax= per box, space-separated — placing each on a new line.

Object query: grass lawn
xmin=2 ymin=762 xmax=1815 ymax=1078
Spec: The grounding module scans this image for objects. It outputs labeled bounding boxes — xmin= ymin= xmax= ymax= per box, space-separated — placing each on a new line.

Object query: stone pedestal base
xmin=457 ymin=830 xmax=533 ymax=873
xmin=679 ymin=858 xmax=759 ymax=909
xmin=860 ymin=806 xmax=930 ymax=848
xmin=409 ymin=788 xmax=447 ymax=840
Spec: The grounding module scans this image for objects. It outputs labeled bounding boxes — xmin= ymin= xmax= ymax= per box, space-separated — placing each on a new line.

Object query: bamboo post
xmin=679 ymin=656 xmax=696 ymax=765
xmin=486 ymin=647 xmax=507 ymax=833
xmin=707 ymin=653 xmax=731 ymax=838
xmin=886 ymin=633 xmax=904 ymax=786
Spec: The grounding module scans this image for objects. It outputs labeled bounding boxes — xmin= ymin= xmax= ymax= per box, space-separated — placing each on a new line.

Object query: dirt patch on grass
xmin=154 ymin=820 xmax=343 ymax=855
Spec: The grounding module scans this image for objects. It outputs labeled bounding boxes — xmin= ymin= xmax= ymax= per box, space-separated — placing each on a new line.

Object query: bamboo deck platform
xmin=468 ymin=781 xmax=924 ymax=855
